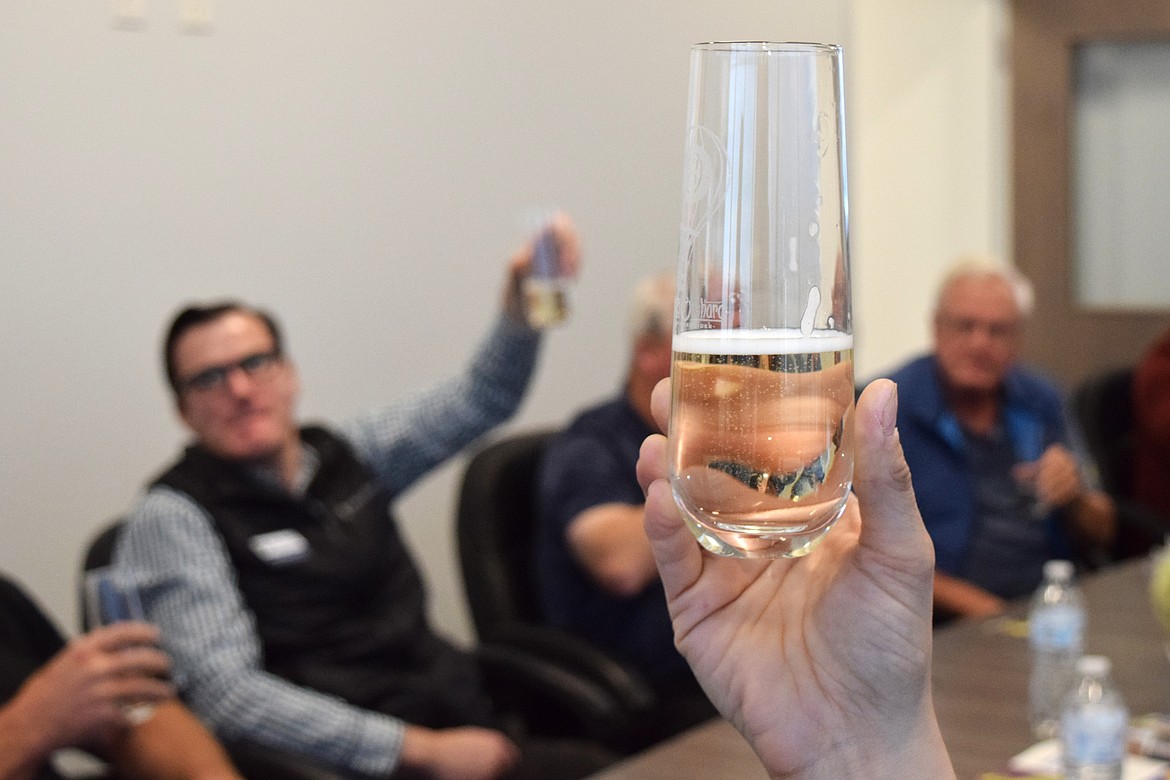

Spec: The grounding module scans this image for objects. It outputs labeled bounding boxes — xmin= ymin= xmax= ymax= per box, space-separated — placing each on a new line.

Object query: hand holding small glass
xmin=83 ymin=568 xmax=165 ymax=724
xmin=1 ymin=622 xmax=171 ymax=766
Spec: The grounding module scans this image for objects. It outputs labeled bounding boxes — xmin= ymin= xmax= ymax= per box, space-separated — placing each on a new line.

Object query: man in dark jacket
xmin=115 ymin=218 xmax=612 ymax=779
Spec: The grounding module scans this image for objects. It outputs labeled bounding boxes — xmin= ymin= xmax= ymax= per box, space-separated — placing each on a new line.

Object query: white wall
xmin=0 ymin=0 xmax=860 ymax=642
xmin=0 ymin=0 xmax=1011 ymax=645
xmin=850 ymin=0 xmax=1010 ymax=378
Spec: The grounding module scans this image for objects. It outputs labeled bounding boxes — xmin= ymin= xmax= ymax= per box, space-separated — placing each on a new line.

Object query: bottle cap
xmin=1043 ymin=559 xmax=1074 ymax=581
xmin=1076 ymin=655 xmax=1110 ymax=675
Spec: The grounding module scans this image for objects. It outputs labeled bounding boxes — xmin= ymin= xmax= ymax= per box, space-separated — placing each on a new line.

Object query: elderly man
xmin=113 ymin=217 xmax=613 ymax=780
xmin=885 ymin=257 xmax=1115 ymax=620
xmin=532 ymin=271 xmax=714 ymax=745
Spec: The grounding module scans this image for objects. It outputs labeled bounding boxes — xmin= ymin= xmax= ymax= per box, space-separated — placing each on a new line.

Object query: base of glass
xmin=682 ymin=515 xmax=834 ymax=558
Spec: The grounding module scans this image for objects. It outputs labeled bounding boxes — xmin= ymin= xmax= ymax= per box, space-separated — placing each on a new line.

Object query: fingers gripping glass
xmin=84 ymin=567 xmax=158 ymax=724
xmin=180 ymin=350 xmax=282 ymax=394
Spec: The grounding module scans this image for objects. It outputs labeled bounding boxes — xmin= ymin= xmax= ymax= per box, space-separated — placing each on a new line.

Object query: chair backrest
xmin=83 ymin=520 xmax=124 ymax=571
xmin=1070 ymin=366 xmax=1134 ymax=499
xmin=457 ymin=429 xmax=555 ymax=641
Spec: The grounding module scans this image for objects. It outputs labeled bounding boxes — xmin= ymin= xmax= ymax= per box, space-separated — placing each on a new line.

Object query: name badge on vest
xmin=248 ymin=529 xmax=311 ymax=566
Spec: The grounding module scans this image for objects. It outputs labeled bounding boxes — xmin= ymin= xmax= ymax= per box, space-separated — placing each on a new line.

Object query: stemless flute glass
xmin=669 ymin=42 xmax=854 ymax=558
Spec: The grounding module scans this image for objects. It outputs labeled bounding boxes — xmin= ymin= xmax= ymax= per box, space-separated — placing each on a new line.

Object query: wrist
xmin=0 ymin=692 xmax=59 ymax=769
xmin=764 ymin=703 xmax=954 ymax=780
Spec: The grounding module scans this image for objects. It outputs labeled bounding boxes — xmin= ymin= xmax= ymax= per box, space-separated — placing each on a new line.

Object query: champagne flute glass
xmin=669 ymin=41 xmax=854 ymax=558
xmin=83 ymin=566 xmax=158 ymax=723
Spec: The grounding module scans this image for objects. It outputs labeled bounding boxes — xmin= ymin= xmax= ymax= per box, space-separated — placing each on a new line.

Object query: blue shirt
xmin=532 ymin=395 xmax=687 ymax=683
xmin=886 ymin=355 xmax=1077 ymax=599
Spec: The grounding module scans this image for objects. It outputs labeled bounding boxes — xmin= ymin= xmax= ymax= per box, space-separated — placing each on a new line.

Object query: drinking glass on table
xmin=83 ymin=566 xmax=159 ymax=723
xmin=669 ymin=41 xmax=855 ymax=558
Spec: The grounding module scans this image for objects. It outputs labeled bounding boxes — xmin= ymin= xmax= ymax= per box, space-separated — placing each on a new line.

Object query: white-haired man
xmin=886 ymin=257 xmax=1115 ymax=620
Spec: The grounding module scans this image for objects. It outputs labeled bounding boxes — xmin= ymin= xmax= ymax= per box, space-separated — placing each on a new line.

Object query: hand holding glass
xmin=669 ymin=42 xmax=854 ymax=558
xmin=83 ymin=567 xmax=159 ymax=723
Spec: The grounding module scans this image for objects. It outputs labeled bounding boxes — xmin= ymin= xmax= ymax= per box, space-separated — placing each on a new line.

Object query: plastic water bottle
xmin=1061 ymin=655 xmax=1128 ymax=780
xmin=1028 ymin=559 xmax=1085 ymax=739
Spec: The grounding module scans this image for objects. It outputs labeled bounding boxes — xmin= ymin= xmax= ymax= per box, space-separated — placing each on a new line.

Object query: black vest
xmin=154 ymin=426 xmax=496 ymax=728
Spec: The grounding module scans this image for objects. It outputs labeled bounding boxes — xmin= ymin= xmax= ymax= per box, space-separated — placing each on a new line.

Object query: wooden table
xmin=935 ymin=559 xmax=1168 ymax=779
xmin=587 ymin=718 xmax=767 ymax=780
xmin=589 ymin=559 xmax=1167 ymax=780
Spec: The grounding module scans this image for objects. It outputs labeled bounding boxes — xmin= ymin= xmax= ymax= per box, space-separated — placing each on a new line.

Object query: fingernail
xmin=879 ymin=382 xmax=898 ymax=437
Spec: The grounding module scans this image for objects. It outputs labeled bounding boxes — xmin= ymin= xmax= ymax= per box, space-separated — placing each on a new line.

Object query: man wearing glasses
xmin=883 ymin=256 xmax=1115 ymax=622
xmin=111 ymin=217 xmax=613 ymax=779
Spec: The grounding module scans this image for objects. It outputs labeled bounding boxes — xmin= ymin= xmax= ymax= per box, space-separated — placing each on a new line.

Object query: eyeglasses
xmin=179 ymin=351 xmax=283 ymax=394
xmin=938 ymin=315 xmax=1021 ymax=341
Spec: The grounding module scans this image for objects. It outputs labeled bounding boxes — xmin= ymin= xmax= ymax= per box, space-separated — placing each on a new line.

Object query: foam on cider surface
xmin=673 ymin=328 xmax=853 ymax=355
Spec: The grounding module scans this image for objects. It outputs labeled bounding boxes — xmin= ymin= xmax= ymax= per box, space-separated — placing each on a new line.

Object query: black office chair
xmin=455 ymin=430 xmax=661 ymax=754
xmin=1070 ymin=367 xmax=1169 ymax=560
xmin=79 ymin=519 xmax=350 ymax=780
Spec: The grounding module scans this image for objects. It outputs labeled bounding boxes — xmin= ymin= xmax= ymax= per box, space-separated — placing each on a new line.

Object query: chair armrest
xmin=475 ymin=626 xmax=657 ymax=751
xmin=485 ymin=623 xmax=655 ymax=713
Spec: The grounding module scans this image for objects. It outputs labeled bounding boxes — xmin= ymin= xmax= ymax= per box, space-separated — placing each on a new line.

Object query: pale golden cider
xmin=523 ymin=279 xmax=568 ymax=329
xmin=669 ymin=329 xmax=854 ymax=557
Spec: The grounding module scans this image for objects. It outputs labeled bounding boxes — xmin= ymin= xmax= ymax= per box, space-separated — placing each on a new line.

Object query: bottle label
xmin=1029 ymin=605 xmax=1085 ymax=651
xmin=1062 ymin=705 xmax=1127 ymax=765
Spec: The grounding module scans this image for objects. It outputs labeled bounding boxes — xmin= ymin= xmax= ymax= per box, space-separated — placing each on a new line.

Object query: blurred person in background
xmin=533 ymin=270 xmax=714 ymax=746
xmin=883 ymin=256 xmax=1115 ymax=621
xmin=114 ymin=216 xmax=614 ymax=779
xmin=1130 ymin=323 xmax=1170 ymax=536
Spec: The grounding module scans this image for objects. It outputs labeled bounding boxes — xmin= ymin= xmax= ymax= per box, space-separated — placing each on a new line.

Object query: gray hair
xmin=935 ymin=252 xmax=1035 ymax=317
xmin=629 ymin=270 xmax=676 ymax=340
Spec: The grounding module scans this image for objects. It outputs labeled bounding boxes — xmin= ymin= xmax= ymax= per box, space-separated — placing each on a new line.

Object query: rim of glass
xmin=692 ymin=41 xmax=840 ymax=54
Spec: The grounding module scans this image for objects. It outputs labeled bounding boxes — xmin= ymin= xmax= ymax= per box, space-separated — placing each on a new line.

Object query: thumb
xmin=852 ymin=379 xmax=934 ymax=569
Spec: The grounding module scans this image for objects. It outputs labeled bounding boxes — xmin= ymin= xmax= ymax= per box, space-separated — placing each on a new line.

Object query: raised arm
xmin=341 ymin=215 xmax=581 ymax=494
